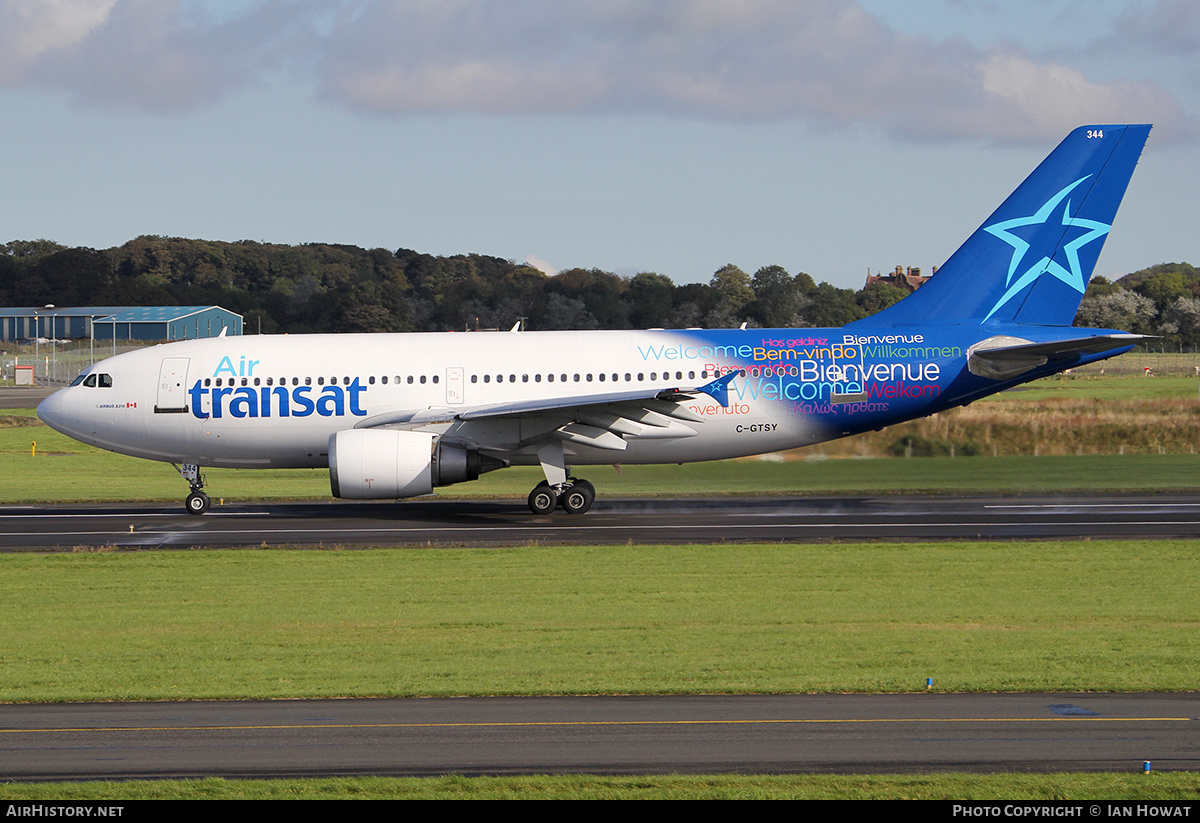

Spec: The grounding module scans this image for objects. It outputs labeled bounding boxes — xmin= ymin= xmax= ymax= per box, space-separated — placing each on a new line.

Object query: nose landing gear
xmin=178 ymin=463 xmax=210 ymax=516
xmin=186 ymin=490 xmax=210 ymax=515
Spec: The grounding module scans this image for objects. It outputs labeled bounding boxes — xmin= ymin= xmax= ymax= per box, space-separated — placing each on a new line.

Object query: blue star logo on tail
xmin=981 ymin=175 xmax=1111 ymax=322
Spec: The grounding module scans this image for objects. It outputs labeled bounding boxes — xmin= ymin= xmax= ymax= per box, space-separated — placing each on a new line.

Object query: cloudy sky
xmin=3 ymin=0 xmax=1196 ymax=287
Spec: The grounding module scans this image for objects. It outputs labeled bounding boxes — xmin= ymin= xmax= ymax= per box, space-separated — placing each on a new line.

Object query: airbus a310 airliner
xmin=39 ymin=124 xmax=1152 ymax=516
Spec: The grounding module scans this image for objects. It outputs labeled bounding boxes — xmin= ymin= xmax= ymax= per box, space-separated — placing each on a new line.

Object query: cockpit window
xmin=98 ymin=373 xmax=112 ymax=388
xmin=84 ymin=374 xmax=97 ymax=388
xmin=70 ymin=373 xmax=87 ymax=387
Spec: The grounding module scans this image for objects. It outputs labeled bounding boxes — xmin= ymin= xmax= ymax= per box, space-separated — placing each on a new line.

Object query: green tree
xmin=706 ymin=264 xmax=753 ymax=327
xmin=1084 ymin=275 xmax=1122 ymax=297
xmin=1074 ymin=290 xmax=1157 ymax=334
xmin=628 ymin=272 xmax=675 ymax=328
xmin=2 ymin=239 xmax=67 ymax=262
xmin=750 ymin=265 xmax=809 ymax=327
xmin=339 ymin=304 xmax=398 ymax=333
xmin=1134 ymin=270 xmax=1191 ymax=312
xmin=856 ymin=281 xmax=909 ymax=316
xmin=546 ymin=268 xmax=629 ymax=329
xmin=803 ymin=282 xmax=867 ymax=327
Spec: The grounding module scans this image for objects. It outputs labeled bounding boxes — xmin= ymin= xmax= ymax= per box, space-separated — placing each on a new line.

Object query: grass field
xmin=3 ymin=372 xmax=1198 ymax=798
xmin=11 ymin=442 xmax=1200 ymax=503
xmin=805 ymin=375 xmax=1200 ymax=459
xmin=3 ymin=541 xmax=1197 ymax=702
xmin=3 ymin=773 xmax=1199 ymax=800
xmin=3 ymin=540 xmax=1199 ymax=798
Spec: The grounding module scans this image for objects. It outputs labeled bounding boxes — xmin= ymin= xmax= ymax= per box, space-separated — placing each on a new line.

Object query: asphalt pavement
xmin=3 ymin=493 xmax=1200 ymax=550
xmin=3 ymin=693 xmax=1196 ymax=780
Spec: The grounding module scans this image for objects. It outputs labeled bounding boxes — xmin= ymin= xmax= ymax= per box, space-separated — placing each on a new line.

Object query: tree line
xmin=0 ymin=236 xmax=1194 ymax=340
xmin=1077 ymin=263 xmax=1200 ymax=347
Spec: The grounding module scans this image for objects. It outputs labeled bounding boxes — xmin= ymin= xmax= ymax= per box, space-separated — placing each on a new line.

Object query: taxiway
xmin=2 ymin=693 xmax=1196 ymax=780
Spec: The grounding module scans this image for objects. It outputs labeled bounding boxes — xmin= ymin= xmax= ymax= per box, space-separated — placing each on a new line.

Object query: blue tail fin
xmin=855 ymin=124 xmax=1151 ymax=328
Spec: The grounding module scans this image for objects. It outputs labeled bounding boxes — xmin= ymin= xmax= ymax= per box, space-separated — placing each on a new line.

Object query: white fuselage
xmin=37 ymin=329 xmax=833 ymax=470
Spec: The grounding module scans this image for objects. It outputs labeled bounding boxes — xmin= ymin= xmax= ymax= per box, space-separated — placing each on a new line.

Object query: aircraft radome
xmin=39 ymin=124 xmax=1153 ymax=516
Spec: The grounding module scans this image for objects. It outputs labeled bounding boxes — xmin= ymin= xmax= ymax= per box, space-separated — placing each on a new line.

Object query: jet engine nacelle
xmin=328 ymin=429 xmax=501 ymax=500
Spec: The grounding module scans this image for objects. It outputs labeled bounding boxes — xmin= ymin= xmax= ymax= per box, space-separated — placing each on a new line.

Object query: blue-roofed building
xmin=0 ymin=306 xmax=243 ymax=342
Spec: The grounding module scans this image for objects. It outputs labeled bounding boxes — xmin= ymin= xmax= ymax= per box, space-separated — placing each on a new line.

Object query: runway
xmin=0 ymin=386 xmax=56 ymax=410
xmin=3 ymin=493 xmax=1200 ymax=551
xmin=4 ymin=493 xmax=1197 ymax=782
xmin=2 ymin=693 xmax=1196 ymax=780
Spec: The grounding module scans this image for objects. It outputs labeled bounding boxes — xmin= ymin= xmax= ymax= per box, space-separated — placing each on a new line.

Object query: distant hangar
xmin=0 ymin=306 xmax=243 ymax=343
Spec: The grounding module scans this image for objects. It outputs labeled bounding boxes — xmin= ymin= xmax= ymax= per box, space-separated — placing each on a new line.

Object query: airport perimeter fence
xmin=1067 ymin=348 xmax=1200 ymax=378
xmin=0 ymin=341 xmax=154 ymax=387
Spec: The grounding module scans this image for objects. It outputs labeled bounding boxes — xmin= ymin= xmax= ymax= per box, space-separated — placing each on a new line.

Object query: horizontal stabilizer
xmin=968 ymin=333 xmax=1149 ymax=380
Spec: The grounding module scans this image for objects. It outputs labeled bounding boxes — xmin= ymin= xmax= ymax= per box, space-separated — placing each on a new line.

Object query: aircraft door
xmin=446 ymin=367 xmax=464 ymax=404
xmin=155 ymin=357 xmax=190 ymax=414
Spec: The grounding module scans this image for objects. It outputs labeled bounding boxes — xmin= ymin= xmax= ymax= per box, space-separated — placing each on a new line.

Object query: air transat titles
xmin=188 ymin=379 xmax=368 ymax=420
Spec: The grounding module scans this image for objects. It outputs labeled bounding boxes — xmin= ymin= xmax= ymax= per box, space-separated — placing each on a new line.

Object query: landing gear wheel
xmin=185 ymin=491 xmax=211 ymax=516
xmin=528 ymin=484 xmax=558 ymax=515
xmin=561 ymin=481 xmax=595 ymax=515
xmin=569 ymin=478 xmax=595 ymax=499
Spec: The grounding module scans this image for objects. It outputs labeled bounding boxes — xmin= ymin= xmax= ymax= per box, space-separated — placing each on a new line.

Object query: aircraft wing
xmin=967 ymin=333 xmax=1151 ymax=380
xmin=353 ymin=371 xmax=742 ymax=452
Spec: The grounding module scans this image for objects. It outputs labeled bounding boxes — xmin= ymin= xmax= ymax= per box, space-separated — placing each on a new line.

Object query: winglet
xmin=695 ymin=371 xmax=741 ymax=409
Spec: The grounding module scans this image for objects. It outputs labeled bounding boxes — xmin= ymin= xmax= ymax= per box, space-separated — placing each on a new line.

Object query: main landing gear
xmin=527 ymin=440 xmax=596 ymax=515
xmin=528 ymin=478 xmax=596 ymax=515
xmin=178 ymin=463 xmax=211 ymax=516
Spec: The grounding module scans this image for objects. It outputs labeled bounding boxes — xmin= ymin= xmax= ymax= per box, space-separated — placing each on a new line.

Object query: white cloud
xmin=977 ymin=50 xmax=1182 ymax=141
xmin=0 ymin=0 xmax=310 ymax=110
xmin=316 ymin=0 xmax=1191 ymax=142
xmin=0 ymin=0 xmax=1191 ymax=142
xmin=1112 ymin=0 xmax=1200 ymax=57
xmin=0 ymin=0 xmax=118 ymax=80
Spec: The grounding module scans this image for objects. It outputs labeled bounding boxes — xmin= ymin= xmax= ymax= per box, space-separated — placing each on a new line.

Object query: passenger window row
xmin=204 ymin=375 xmax=440 ymax=387
xmin=470 ymin=370 xmax=706 ymax=385
xmin=75 ymin=367 xmax=743 ymax=392
xmin=201 ymin=370 xmax=722 ymax=388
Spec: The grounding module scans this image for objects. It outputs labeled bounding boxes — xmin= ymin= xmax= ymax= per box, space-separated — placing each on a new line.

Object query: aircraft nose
xmin=36 ymin=389 xmax=64 ymax=429
xmin=37 ymin=388 xmax=82 ymax=440
xmin=36 ymin=388 xmax=62 ymax=424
